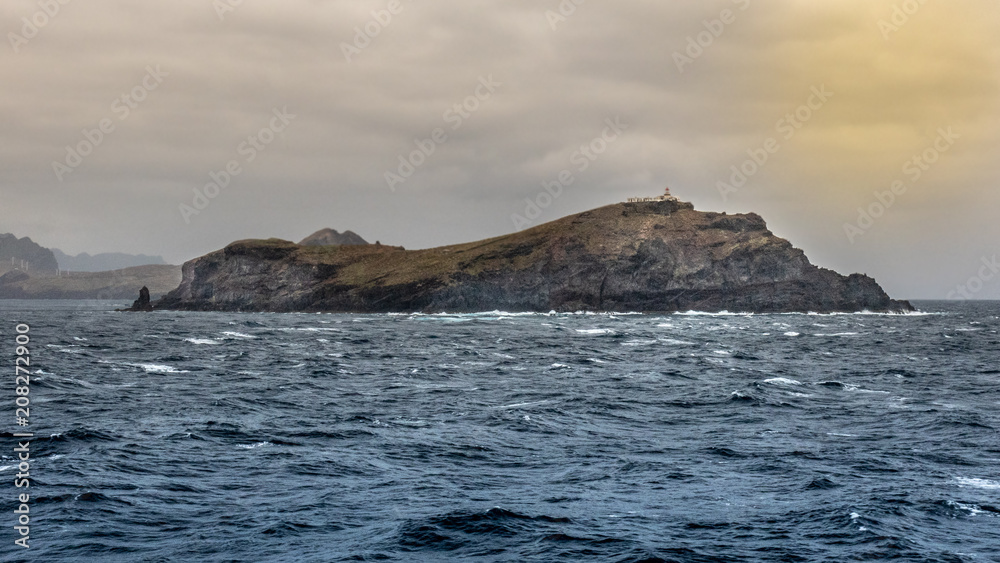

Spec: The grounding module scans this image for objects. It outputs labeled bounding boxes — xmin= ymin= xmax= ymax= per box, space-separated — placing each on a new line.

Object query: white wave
xmin=185 ymin=338 xmax=220 ymax=345
xmin=675 ymin=310 xmax=754 ymax=317
xmin=813 ymin=332 xmax=860 ymax=337
xmin=237 ymin=441 xmax=273 ymax=449
xmin=947 ymin=500 xmax=986 ymax=516
xmin=622 ymin=339 xmax=658 ymax=347
xmin=222 ymin=331 xmax=256 ymax=339
xmin=550 ymin=363 xmax=570 ymax=369
xmin=713 ymin=350 xmax=731 ymax=355
xmin=0 ymin=465 xmax=13 ymax=472
xmin=784 ymin=332 xmax=800 ymax=337
xmin=497 ymin=400 xmax=550 ymax=410
xmin=850 ymin=512 xmax=860 ymax=520
xmin=659 ymin=338 xmax=694 ymax=345
xmin=764 ymin=377 xmax=804 ymax=386
xmin=796 ymin=310 xmax=941 ymax=316
xmin=47 ymin=344 xmax=84 ymax=354
xmin=955 ymin=477 xmax=1000 ymax=490
xmin=126 ymin=363 xmax=189 ymax=374
xmin=828 ymin=433 xmax=857 ymax=437
xmin=576 ymin=328 xmax=614 ymax=335
xmin=73 ymin=337 xmax=88 ymax=341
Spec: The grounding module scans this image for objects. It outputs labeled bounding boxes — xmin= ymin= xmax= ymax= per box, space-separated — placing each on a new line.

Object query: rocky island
xmin=154 ymin=198 xmax=912 ymax=314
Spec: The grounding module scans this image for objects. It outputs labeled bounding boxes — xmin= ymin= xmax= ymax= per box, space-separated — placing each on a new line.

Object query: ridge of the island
xmin=154 ymin=192 xmax=913 ymax=314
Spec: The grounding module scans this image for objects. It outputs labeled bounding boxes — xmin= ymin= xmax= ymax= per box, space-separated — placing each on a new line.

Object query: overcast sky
xmin=2 ymin=0 xmax=999 ymax=299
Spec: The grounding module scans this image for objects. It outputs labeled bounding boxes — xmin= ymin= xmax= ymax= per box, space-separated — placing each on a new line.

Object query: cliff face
xmin=157 ymin=200 xmax=912 ymax=313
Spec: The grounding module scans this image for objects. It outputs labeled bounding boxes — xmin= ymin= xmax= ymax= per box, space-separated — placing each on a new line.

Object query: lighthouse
xmin=626 ymin=185 xmax=679 ymax=203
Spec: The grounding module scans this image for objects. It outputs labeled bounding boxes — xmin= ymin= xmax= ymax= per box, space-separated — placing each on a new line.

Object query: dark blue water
xmin=1 ymin=300 xmax=998 ymax=562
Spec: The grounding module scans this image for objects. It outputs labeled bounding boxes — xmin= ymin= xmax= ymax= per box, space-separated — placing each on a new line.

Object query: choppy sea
xmin=0 ymin=300 xmax=998 ymax=562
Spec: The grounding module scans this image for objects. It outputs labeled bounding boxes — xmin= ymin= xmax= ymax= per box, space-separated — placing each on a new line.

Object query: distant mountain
xmin=0 ymin=233 xmax=58 ymax=274
xmin=298 ymin=229 xmax=369 ymax=246
xmin=52 ymin=248 xmax=166 ymax=272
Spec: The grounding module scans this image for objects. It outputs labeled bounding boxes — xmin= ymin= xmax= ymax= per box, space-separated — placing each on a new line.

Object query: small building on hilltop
xmin=627 ymin=186 xmax=678 ymax=203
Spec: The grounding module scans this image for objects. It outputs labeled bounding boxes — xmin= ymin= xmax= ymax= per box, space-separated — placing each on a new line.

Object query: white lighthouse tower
xmin=627 ymin=186 xmax=678 ymax=203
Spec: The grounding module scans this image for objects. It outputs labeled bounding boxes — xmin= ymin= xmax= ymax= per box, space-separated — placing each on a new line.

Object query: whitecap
xmin=576 ymin=328 xmax=613 ymax=335
xmin=676 ymin=311 xmax=753 ymax=316
xmin=222 ymin=331 xmax=256 ymax=339
xmin=550 ymin=363 xmax=570 ymax=369
xmin=622 ymin=339 xmax=658 ymax=347
xmin=814 ymin=332 xmax=860 ymax=337
xmin=764 ymin=377 xmax=804 ymax=386
xmin=955 ymin=477 xmax=1000 ymax=490
xmin=236 ymin=441 xmax=273 ymax=449
xmin=185 ymin=338 xmax=220 ymax=345
xmin=497 ymin=400 xmax=550 ymax=410
xmin=947 ymin=500 xmax=986 ymax=516
xmin=784 ymin=332 xmax=800 ymax=337
xmin=126 ymin=363 xmax=189 ymax=374
xmin=659 ymin=338 xmax=694 ymax=345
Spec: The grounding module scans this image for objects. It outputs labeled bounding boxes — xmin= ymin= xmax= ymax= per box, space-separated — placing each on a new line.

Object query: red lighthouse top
xmin=663 ymin=186 xmax=672 ymax=197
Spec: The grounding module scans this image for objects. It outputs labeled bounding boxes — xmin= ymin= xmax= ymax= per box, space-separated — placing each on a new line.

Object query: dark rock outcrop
xmin=156 ymin=200 xmax=913 ymax=314
xmin=127 ymin=286 xmax=153 ymax=311
xmin=299 ymin=229 xmax=368 ymax=247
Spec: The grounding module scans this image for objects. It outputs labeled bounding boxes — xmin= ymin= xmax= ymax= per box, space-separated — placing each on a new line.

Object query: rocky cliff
xmin=156 ymin=200 xmax=912 ymax=314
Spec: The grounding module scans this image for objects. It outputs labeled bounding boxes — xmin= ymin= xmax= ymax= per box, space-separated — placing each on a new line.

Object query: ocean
xmin=1 ymin=300 xmax=998 ymax=562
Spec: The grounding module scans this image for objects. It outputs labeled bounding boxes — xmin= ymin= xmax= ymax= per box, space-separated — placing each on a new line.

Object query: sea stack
xmin=121 ymin=286 xmax=154 ymax=312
